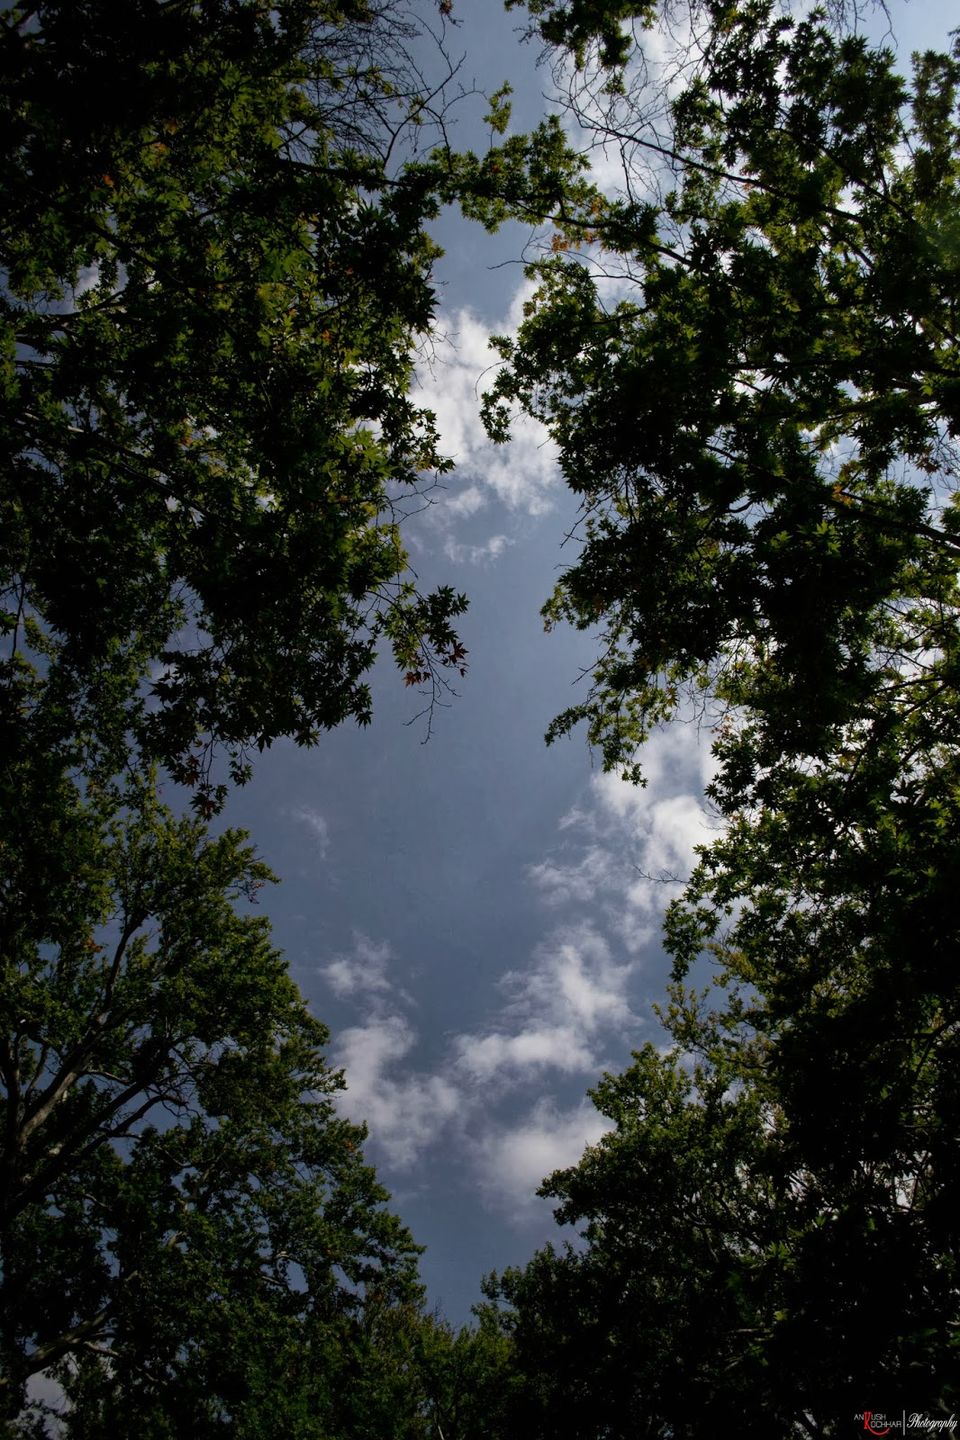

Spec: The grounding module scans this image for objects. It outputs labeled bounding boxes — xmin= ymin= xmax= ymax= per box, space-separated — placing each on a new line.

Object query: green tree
xmin=486 ymin=0 xmax=960 ymax=788
xmin=480 ymin=1045 xmax=787 ymax=1439
xmin=481 ymin=702 xmax=960 ymax=1431
xmin=480 ymin=641 xmax=960 ymax=1429
xmin=412 ymin=1307 xmax=519 ymax=1440
xmin=473 ymin=2 xmax=960 ymax=1432
xmin=0 ymin=757 xmax=433 ymax=1437
xmin=482 ymin=1039 xmax=953 ymax=1438
xmin=1 ymin=0 xmax=470 ymax=809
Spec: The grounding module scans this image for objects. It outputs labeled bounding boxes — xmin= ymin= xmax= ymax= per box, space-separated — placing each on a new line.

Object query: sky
xmin=217 ymin=0 xmax=960 ymax=1326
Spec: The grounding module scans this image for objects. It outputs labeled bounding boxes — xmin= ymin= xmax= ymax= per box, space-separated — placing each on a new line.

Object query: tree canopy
xmin=481 ymin=714 xmax=960 ymax=1429
xmin=0 ymin=757 xmax=432 ymax=1435
xmin=1 ymin=0 xmax=472 ymax=807
xmin=4 ymin=0 xmax=960 ymax=1432
xmin=0 ymin=3 xmax=493 ymax=1430
xmin=487 ymin=0 xmax=960 ymax=788
xmin=475 ymin=1 xmax=960 ymax=1432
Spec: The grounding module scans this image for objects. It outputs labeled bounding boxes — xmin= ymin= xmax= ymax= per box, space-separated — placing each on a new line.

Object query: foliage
xmin=413 ymin=1308 xmax=519 ymax=1440
xmin=1 ymin=0 xmax=469 ymax=808
xmin=0 ymin=3 xmax=534 ymax=1431
xmin=506 ymin=0 xmax=657 ymax=70
xmin=475 ymin=1 xmax=960 ymax=1432
xmin=0 ymin=756 xmax=433 ymax=1436
xmin=482 ymin=713 xmax=960 ymax=1430
xmin=486 ymin=0 xmax=960 ymax=790
xmin=7 ymin=0 xmax=960 ymax=1431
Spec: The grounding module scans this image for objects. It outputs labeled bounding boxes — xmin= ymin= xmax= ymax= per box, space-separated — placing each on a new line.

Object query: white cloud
xmin=321 ymin=932 xmax=393 ymax=999
xmin=452 ymin=922 xmax=638 ymax=1090
xmin=503 ymin=924 xmax=634 ymax=1034
xmin=442 ymin=483 xmax=488 ymax=519
xmin=454 ymin=1025 xmax=595 ymax=1081
xmin=442 ymin=533 xmax=513 ymax=565
xmin=320 ymin=722 xmax=717 ymax=1190
xmin=533 ymin=723 xmax=721 ymax=952
xmin=74 ymin=261 xmax=102 ymax=299
xmin=418 ymin=288 xmax=559 ymax=521
xmin=625 ymin=792 xmax=712 ymax=895
xmin=333 ymin=1011 xmax=462 ymax=1169
xmin=593 ymin=723 xmax=717 ymax=818
xmin=476 ymin=1098 xmax=610 ymax=1222
xmin=321 ymin=933 xmax=470 ymax=1170
xmin=554 ymin=4 xmax=698 ymax=201
xmin=528 ymin=844 xmax=620 ymax=905
xmin=323 ymin=918 xmax=635 ymax=1179
xmin=24 ymin=1369 xmax=68 ymax=1428
xmin=291 ymin=805 xmax=330 ymax=857
xmin=318 ymin=723 xmax=718 ymax=1202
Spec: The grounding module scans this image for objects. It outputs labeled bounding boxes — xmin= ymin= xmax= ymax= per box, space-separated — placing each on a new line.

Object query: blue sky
xmin=216 ymin=0 xmax=960 ymax=1325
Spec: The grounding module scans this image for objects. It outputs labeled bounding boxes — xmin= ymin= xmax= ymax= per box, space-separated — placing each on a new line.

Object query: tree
xmin=480 ymin=701 xmax=960 ymax=1431
xmin=473 ymin=1 xmax=960 ymax=1430
xmin=0 ymin=755 xmax=434 ymax=1436
xmin=1 ymin=0 xmax=470 ymax=809
xmin=0 ymin=8 xmax=562 ymax=1430
xmin=483 ymin=1040 xmax=958 ymax=1437
xmin=486 ymin=0 xmax=960 ymax=789
xmin=480 ymin=1045 xmax=790 ymax=1439
xmin=412 ymin=1307 xmax=519 ymax=1440
xmin=479 ymin=619 xmax=960 ymax=1430
xmin=482 ymin=712 xmax=960 ymax=1431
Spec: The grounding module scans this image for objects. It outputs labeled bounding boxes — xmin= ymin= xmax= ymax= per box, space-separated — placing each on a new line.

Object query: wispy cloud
xmin=321 ymin=934 xmax=462 ymax=1167
xmin=442 ymin=483 xmax=488 ymax=520
xmin=319 ymin=724 xmax=718 ymax=1217
xmin=554 ymin=5 xmax=698 ymax=204
xmin=322 ymin=919 xmax=633 ymax=1178
xmin=442 ymin=533 xmax=513 ymax=565
xmin=291 ymin=805 xmax=330 ymax=857
xmin=504 ymin=924 xmax=635 ymax=1033
xmin=532 ymin=725 xmax=720 ymax=950
xmin=452 ymin=920 xmax=638 ymax=1089
xmin=528 ymin=844 xmax=622 ymax=906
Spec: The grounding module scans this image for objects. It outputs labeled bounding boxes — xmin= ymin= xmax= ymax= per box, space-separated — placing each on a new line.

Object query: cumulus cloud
xmin=320 ymin=931 xmax=395 ymax=1000
xmin=417 ymin=287 xmax=559 ymax=523
xmin=476 ymin=1098 xmax=611 ymax=1221
xmin=453 ymin=921 xmax=638 ymax=1092
xmin=454 ymin=1025 xmax=595 ymax=1082
xmin=333 ymin=1012 xmax=461 ymax=1169
xmin=442 ymin=483 xmax=487 ymax=520
xmin=320 ymin=931 xmax=467 ymax=1170
xmin=320 ymin=721 xmax=716 ymax=1187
